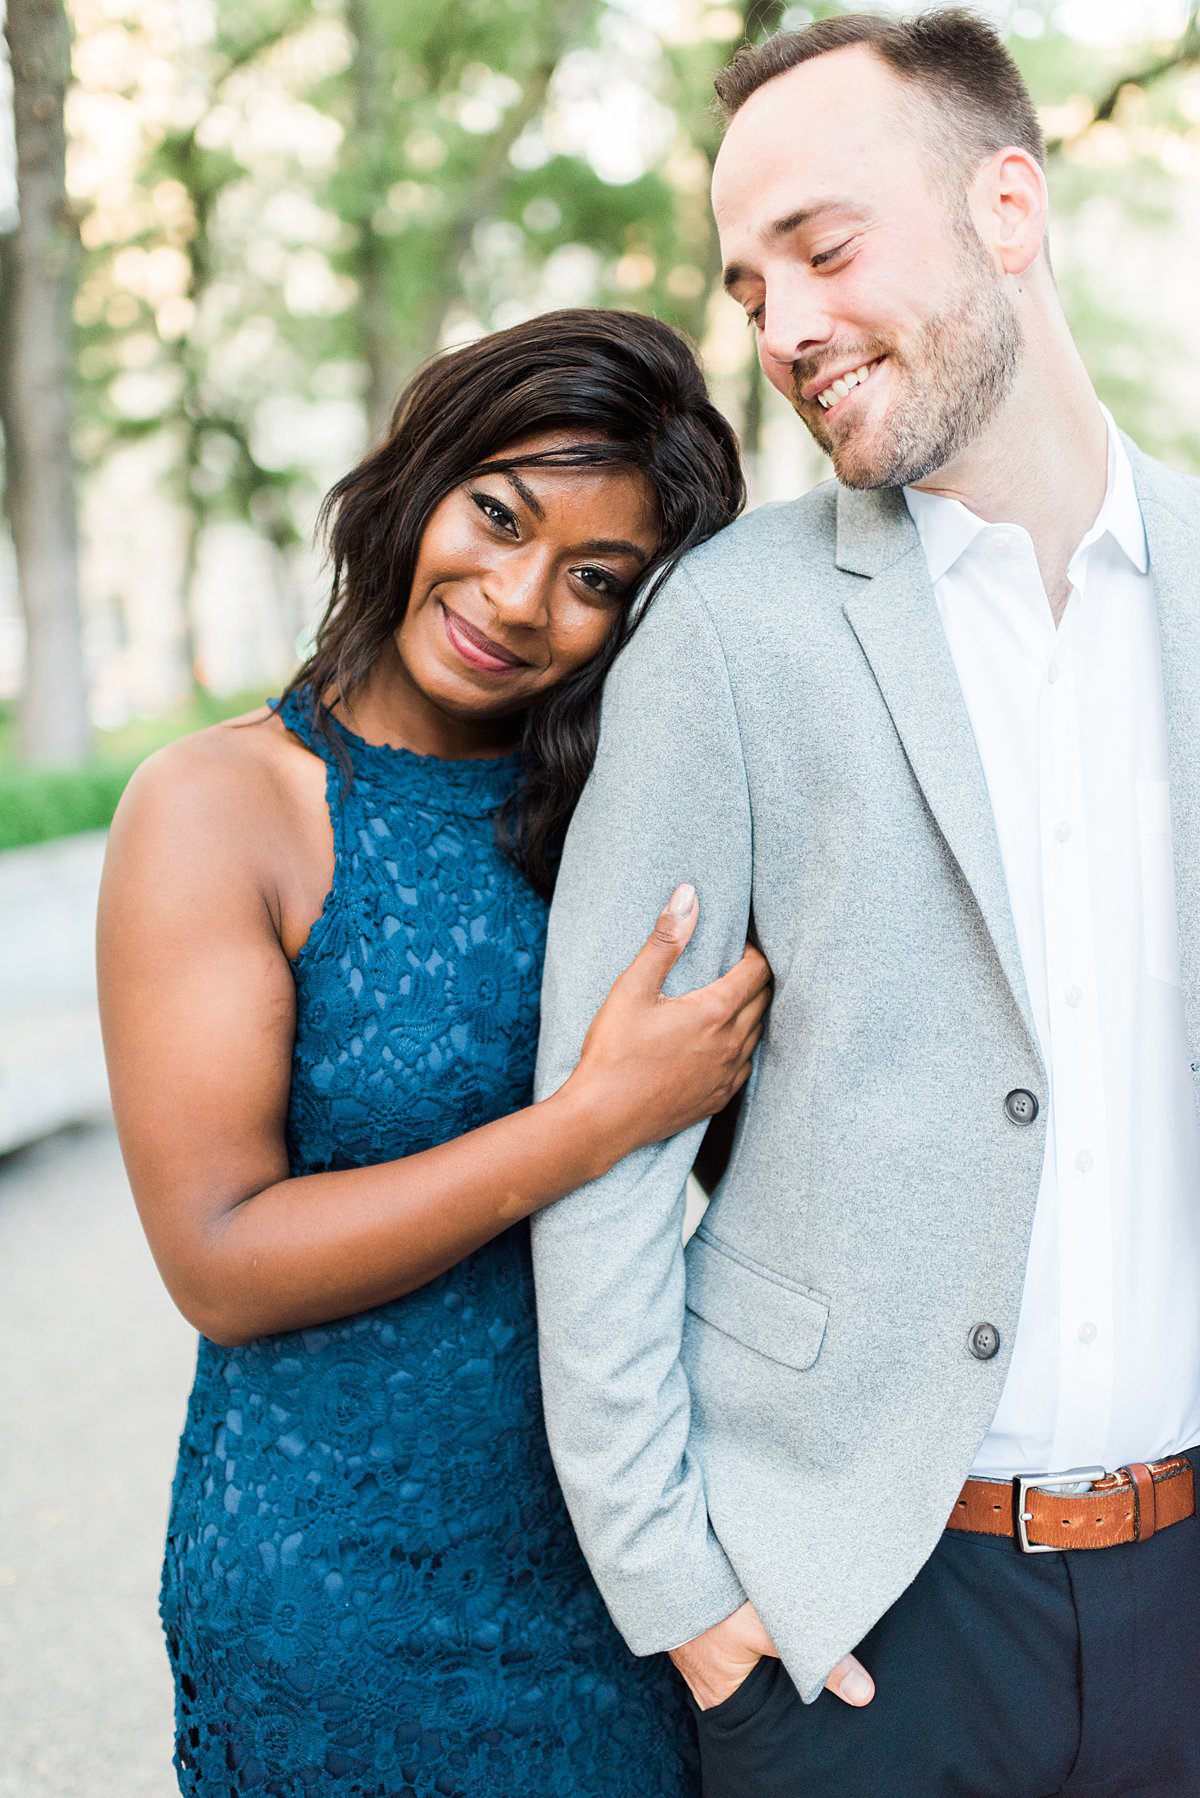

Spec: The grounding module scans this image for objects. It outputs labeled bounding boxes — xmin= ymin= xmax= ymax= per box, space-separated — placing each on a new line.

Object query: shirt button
xmin=1065 ymin=986 xmax=1083 ymax=1008
xmin=1047 ymin=663 xmax=1061 ymax=685
xmin=1077 ymin=1321 xmax=1098 ymax=1346
xmin=969 ymin=1322 xmax=1000 ymax=1361
xmin=1054 ymin=820 xmax=1072 ymax=844
xmin=1004 ymin=1089 xmax=1040 ymax=1125
xmin=1074 ymin=1148 xmax=1094 ymax=1173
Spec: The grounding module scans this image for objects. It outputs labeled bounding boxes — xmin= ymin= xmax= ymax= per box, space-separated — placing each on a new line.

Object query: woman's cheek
xmin=552 ymin=604 xmax=618 ymax=674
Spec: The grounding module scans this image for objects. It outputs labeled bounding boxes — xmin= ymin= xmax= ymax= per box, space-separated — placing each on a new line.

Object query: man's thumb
xmin=627 ymin=884 xmax=698 ymax=995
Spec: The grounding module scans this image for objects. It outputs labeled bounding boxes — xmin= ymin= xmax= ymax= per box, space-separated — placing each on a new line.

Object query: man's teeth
xmin=817 ymin=361 xmax=879 ymax=410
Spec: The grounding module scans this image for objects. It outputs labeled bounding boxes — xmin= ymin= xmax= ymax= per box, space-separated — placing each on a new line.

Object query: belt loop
xmin=1125 ymin=1463 xmax=1156 ymax=1542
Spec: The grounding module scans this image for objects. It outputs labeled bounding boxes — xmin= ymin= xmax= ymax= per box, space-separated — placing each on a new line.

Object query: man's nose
xmin=758 ymin=279 xmax=834 ymax=385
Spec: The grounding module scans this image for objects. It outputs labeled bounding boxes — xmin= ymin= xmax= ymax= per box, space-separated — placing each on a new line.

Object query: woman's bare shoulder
xmin=106 ymin=704 xmax=314 ymax=894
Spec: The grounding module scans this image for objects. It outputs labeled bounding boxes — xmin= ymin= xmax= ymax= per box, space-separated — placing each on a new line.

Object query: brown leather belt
xmin=947 ymin=1455 xmax=1194 ymax=1553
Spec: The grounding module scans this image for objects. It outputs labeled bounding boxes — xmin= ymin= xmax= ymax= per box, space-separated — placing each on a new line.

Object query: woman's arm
xmin=97 ymin=737 xmax=767 ymax=1349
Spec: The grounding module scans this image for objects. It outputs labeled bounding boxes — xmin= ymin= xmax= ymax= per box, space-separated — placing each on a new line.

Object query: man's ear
xmin=971 ymin=146 xmax=1048 ymax=278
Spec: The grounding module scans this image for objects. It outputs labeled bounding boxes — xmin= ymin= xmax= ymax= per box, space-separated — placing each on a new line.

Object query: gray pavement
xmin=0 ymin=834 xmax=110 ymax=1155
xmin=0 ymin=1113 xmax=197 ymax=1797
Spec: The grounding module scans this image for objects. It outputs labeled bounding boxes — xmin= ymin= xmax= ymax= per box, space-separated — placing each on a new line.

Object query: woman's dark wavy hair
xmin=279 ymin=307 xmax=745 ymax=897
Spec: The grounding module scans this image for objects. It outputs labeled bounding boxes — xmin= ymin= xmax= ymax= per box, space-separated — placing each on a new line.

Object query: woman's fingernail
xmin=841 ymin=1666 xmax=873 ymax=1705
xmin=668 ymin=883 xmax=696 ymax=917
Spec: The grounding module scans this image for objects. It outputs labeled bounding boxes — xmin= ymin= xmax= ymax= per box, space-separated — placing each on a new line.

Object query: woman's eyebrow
xmin=500 ymin=472 xmax=649 ymax=559
xmin=575 ymin=538 xmax=650 ymax=559
xmin=503 ymin=470 xmax=545 ymax=519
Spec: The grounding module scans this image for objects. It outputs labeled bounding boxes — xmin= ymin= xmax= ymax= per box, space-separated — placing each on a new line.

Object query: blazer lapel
xmin=837 ymin=483 xmax=1040 ymax=1057
xmin=1129 ymin=449 xmax=1200 ymax=1075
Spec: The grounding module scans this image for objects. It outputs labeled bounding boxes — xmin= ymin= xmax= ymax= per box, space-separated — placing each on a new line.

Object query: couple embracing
xmin=99 ymin=11 xmax=1200 ymax=1797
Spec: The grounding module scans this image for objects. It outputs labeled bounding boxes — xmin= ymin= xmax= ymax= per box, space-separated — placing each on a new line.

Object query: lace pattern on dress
xmin=159 ymin=689 xmax=698 ymax=1796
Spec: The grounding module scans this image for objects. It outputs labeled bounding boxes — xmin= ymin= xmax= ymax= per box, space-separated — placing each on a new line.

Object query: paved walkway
xmin=0 ymin=1115 xmax=196 ymax=1797
xmin=0 ymin=834 xmax=110 ymax=1155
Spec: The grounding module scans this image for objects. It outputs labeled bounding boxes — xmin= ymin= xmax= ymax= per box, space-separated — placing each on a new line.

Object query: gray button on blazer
xmin=531 ymin=444 xmax=1200 ymax=1704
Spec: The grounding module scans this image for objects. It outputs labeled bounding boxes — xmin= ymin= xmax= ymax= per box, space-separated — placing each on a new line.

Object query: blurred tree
xmin=334 ymin=0 xmax=600 ymax=438
xmin=1043 ymin=0 xmax=1200 ymax=150
xmin=72 ymin=0 xmax=333 ymax=693
xmin=143 ymin=15 xmax=311 ymax=687
xmin=18 ymin=0 xmax=1200 ymax=741
xmin=0 ymin=0 xmax=88 ymax=764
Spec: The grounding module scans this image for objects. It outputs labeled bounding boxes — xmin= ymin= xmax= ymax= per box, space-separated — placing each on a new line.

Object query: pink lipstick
xmin=441 ymin=603 xmax=530 ymax=675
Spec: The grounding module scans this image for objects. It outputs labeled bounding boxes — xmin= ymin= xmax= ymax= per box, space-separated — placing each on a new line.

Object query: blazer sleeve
xmin=531 ymin=564 xmax=752 ymax=1654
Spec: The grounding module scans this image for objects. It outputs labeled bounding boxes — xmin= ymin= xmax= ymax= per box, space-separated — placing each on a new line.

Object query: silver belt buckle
xmin=1013 ymin=1466 xmax=1107 ymax=1553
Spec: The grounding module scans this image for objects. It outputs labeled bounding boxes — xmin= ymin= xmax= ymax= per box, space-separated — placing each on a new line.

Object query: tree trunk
xmin=345 ymin=0 xmax=406 ymax=440
xmin=0 ymin=0 xmax=88 ymax=766
xmin=412 ymin=0 xmax=593 ymax=368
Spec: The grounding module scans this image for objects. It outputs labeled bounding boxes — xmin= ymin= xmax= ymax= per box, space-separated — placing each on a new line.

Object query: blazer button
xmin=1004 ymin=1088 xmax=1039 ymax=1125
xmin=969 ymin=1322 xmax=1000 ymax=1361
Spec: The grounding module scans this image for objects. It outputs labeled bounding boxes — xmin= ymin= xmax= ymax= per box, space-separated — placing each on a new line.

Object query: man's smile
xmin=811 ymin=356 xmax=886 ymax=413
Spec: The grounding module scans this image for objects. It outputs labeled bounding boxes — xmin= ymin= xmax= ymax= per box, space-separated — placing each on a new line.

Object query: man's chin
xmin=822 ymin=426 xmax=903 ymax=491
xmin=791 ymin=406 xmax=896 ymax=490
xmin=829 ymin=451 xmax=902 ymax=491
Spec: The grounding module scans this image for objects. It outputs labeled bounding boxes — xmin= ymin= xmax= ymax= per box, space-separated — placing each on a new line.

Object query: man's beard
xmin=790 ymin=234 xmax=1022 ymax=491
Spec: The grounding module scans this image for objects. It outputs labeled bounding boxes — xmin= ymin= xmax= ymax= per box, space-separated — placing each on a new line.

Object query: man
xmin=532 ymin=11 xmax=1200 ymax=1793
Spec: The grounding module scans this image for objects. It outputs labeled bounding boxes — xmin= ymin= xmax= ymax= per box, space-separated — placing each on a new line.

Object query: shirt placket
xmin=1040 ymin=581 xmax=1114 ymax=1469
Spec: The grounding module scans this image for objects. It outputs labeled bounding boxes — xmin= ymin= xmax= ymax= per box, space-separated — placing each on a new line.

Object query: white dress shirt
xmin=904 ymin=414 xmax=1200 ymax=1478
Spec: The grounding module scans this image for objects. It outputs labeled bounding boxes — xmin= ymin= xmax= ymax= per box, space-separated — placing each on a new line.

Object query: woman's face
xmin=394 ymin=431 xmax=658 ymax=722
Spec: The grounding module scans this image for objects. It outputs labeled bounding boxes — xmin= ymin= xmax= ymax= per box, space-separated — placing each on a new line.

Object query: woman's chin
xmin=412 ymin=658 xmax=533 ymax=725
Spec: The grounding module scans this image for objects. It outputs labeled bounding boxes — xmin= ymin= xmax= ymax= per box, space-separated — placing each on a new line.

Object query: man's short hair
xmin=714 ymin=8 xmax=1045 ymax=183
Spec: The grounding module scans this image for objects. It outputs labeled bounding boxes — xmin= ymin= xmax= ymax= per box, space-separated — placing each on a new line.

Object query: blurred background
xmin=3 ymin=0 xmax=1200 ymax=1792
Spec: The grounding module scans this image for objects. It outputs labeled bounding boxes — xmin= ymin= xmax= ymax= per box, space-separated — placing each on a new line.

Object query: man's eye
xmin=812 ymin=240 xmax=851 ymax=269
xmin=746 ymin=304 xmax=764 ymax=329
xmin=471 ymin=492 xmax=518 ymax=534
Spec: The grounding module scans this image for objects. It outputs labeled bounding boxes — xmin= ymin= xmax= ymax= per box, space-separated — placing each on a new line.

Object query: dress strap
xmin=270 ymin=687 xmax=337 ymax=765
xmin=269 ymin=687 xmax=354 ymax=969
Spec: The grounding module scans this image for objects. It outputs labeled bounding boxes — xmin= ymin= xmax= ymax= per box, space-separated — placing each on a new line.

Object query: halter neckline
xmin=271 ymin=687 xmax=523 ymax=818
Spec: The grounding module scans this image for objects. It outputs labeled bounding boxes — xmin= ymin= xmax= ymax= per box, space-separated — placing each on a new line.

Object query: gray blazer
xmin=531 ymin=443 xmax=1200 ymax=1704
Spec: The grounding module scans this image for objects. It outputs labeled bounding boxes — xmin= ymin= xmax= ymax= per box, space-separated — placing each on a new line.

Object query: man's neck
xmin=908 ymin=329 xmax=1108 ymax=622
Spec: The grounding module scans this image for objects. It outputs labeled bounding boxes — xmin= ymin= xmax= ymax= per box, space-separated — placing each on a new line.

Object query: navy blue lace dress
xmin=160 ymin=691 xmax=698 ymax=1797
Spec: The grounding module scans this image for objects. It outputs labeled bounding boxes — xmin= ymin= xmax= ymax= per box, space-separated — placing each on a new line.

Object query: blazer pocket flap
xmin=684 ymin=1230 xmax=829 ymax=1371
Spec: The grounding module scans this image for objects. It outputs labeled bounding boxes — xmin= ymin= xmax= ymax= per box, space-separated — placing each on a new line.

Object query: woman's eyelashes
xmin=573 ymin=565 xmax=626 ymax=599
xmin=469 ymin=488 xmax=627 ymax=600
xmin=470 ymin=490 xmax=519 ymax=535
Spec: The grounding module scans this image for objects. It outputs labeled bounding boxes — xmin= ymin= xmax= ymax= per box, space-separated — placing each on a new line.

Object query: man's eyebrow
xmin=722 ymin=198 xmax=866 ymax=292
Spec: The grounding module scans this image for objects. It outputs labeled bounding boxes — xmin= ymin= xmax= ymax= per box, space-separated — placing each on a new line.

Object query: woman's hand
xmin=570 ymin=882 xmax=771 ymax=1162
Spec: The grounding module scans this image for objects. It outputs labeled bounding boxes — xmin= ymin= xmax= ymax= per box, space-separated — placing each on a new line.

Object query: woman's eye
xmin=471 ymin=492 xmax=518 ymax=534
xmin=812 ymin=240 xmax=851 ymax=269
xmin=574 ymin=565 xmax=624 ymax=598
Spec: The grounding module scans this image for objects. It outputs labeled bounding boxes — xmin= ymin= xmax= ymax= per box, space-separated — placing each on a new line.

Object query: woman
xmin=98 ymin=308 xmax=767 ymax=1798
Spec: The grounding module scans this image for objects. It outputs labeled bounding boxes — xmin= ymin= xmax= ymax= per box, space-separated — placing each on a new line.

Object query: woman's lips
xmin=440 ymin=602 xmax=529 ymax=675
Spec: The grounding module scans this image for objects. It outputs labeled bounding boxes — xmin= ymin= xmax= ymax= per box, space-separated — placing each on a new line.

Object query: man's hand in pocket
xmin=670 ymin=1601 xmax=875 ymax=1711
xmin=669 ymin=1600 xmax=777 ymax=1710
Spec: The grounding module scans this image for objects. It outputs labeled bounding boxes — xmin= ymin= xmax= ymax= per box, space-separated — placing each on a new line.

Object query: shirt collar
xmin=902 ymin=405 xmax=1148 ymax=584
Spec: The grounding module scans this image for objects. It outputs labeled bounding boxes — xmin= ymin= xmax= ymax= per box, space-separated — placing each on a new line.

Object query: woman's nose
xmin=481 ymin=550 xmax=552 ymax=628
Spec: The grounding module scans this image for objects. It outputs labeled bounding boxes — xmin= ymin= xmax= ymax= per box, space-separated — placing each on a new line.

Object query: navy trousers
xmin=690 ymin=1447 xmax=1200 ymax=1797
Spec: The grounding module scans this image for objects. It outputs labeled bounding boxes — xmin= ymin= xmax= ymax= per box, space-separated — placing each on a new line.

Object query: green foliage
xmin=32 ymin=0 xmax=1200 ymax=778
xmin=0 ymin=760 xmax=138 ymax=851
xmin=0 ymin=687 xmax=262 ymax=850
